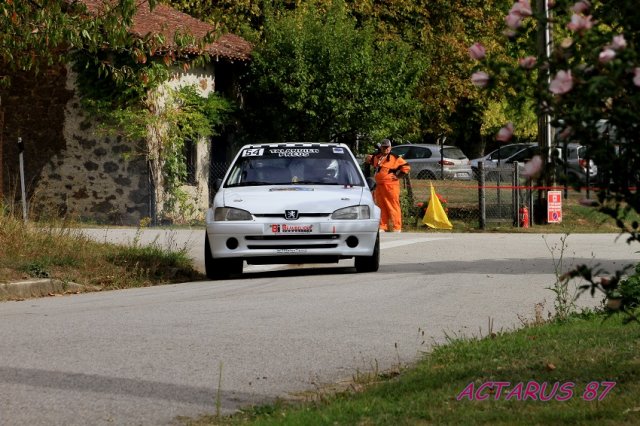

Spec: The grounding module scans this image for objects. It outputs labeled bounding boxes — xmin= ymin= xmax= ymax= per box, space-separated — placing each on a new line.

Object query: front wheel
xmin=354 ymin=233 xmax=380 ymax=273
xmin=204 ymin=232 xmax=243 ymax=279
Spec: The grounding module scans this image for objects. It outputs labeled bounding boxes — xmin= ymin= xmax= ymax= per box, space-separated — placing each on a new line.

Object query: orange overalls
xmin=368 ymin=152 xmax=410 ymax=232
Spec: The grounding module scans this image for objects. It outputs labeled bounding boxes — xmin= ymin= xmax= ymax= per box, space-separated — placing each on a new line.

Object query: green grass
xmin=0 ymin=211 xmax=204 ymax=298
xmin=403 ymin=179 xmax=639 ymax=233
xmin=185 ymin=312 xmax=640 ymax=426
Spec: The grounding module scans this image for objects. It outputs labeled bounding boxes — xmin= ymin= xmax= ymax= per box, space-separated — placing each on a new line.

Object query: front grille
xmin=253 ymin=213 xmax=330 ymax=218
xmin=247 ymin=243 xmax=339 ymax=249
xmin=246 ymin=235 xmax=340 ymax=241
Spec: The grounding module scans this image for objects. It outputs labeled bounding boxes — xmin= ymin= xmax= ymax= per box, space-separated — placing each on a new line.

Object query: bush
xmin=617 ymin=263 xmax=640 ymax=310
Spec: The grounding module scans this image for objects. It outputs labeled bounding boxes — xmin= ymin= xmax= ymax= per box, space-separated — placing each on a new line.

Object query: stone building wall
xmin=31 ymin=66 xmax=216 ymax=225
xmin=2 ymin=64 xmax=220 ymax=225
xmin=157 ymin=66 xmax=216 ymax=222
xmin=0 ymin=65 xmax=73 ymax=204
xmin=32 ymin=66 xmax=151 ymax=224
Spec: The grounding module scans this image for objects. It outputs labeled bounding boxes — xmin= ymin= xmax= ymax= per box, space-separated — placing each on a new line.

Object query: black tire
xmin=417 ymin=170 xmax=436 ymax=180
xmin=204 ymin=232 xmax=243 ymax=279
xmin=354 ymin=233 xmax=380 ymax=273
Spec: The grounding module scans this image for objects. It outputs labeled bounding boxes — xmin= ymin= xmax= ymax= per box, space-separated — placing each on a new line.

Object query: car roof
xmin=493 ymin=142 xmax=534 ymax=150
xmin=241 ymin=142 xmax=346 ymax=149
xmin=491 ymin=145 xmax=538 ymax=161
xmin=391 ymin=143 xmax=457 ymax=149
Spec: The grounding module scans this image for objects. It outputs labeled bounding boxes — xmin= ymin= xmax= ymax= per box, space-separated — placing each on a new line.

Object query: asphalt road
xmin=0 ymin=231 xmax=637 ymax=425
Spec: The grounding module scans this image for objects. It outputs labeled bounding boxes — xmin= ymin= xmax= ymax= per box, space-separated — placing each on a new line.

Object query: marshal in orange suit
xmin=365 ymin=139 xmax=410 ymax=232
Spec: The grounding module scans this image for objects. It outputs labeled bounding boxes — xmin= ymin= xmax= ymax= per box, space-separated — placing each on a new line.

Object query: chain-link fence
xmin=402 ymin=162 xmax=539 ymax=230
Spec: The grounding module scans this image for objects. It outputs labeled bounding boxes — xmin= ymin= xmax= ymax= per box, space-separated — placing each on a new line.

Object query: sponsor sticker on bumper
xmin=266 ymin=223 xmax=317 ymax=234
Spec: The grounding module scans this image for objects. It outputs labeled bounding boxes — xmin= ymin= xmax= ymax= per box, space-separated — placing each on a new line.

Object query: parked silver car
xmin=557 ymin=142 xmax=598 ymax=184
xmin=474 ymin=142 xmax=598 ymax=183
xmin=470 ymin=143 xmax=535 ymax=179
xmin=390 ymin=144 xmax=473 ymax=180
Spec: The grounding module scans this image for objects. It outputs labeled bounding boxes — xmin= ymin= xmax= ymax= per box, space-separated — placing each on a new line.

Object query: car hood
xmin=216 ymin=185 xmax=370 ymax=214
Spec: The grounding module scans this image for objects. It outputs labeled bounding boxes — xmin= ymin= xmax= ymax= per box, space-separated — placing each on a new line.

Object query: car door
xmin=406 ymin=146 xmax=436 ymax=178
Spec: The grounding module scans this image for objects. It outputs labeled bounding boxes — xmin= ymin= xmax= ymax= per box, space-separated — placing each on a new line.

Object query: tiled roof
xmin=78 ymin=0 xmax=252 ymax=61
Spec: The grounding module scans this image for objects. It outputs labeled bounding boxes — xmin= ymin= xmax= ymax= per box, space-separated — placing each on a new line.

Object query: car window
xmin=489 ymin=144 xmax=527 ymax=160
xmin=442 ymin=147 xmax=467 ymax=160
xmin=507 ymin=146 xmax=539 ymax=163
xmin=408 ymin=147 xmax=432 ymax=159
xmin=225 ymin=146 xmax=364 ymax=187
xmin=576 ymin=146 xmax=588 ymax=159
xmin=391 ymin=146 xmax=411 ymax=158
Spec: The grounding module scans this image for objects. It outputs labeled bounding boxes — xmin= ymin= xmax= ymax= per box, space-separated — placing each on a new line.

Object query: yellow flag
xmin=423 ymin=183 xmax=453 ymax=230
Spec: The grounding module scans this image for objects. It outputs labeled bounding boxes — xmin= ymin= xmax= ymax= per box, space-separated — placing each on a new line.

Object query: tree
xmin=472 ymin=0 xmax=640 ymax=319
xmin=167 ymin=1 xmax=516 ymax=154
xmin=237 ymin=1 xmax=425 ymax=151
xmin=2 ymin=1 xmax=150 ymax=83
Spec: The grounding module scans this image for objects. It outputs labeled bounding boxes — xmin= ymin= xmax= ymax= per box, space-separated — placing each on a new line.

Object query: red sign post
xmin=547 ymin=190 xmax=562 ymax=223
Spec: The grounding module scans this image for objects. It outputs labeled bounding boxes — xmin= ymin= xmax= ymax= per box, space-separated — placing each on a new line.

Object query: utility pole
xmin=0 ymin=95 xmax=3 ymax=200
xmin=536 ymin=0 xmax=553 ymax=223
xmin=18 ymin=137 xmax=27 ymax=222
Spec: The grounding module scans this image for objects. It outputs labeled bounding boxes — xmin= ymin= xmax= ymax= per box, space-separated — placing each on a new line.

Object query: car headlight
xmin=331 ymin=205 xmax=370 ymax=220
xmin=214 ymin=207 xmax=253 ymax=221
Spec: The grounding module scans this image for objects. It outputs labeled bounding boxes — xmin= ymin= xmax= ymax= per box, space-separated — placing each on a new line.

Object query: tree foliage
xmin=167 ymin=0 xmax=517 ymax=152
xmin=473 ymin=0 xmax=640 ymax=320
xmin=239 ymin=1 xmax=425 ymax=150
xmin=0 ymin=0 xmax=210 ymax=89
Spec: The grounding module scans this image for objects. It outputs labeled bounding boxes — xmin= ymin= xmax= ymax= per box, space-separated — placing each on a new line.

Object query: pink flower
xmin=505 ymin=12 xmax=523 ymax=29
xmin=510 ymin=0 xmax=532 ymax=17
xmin=598 ymin=48 xmax=616 ymax=63
xmin=610 ymin=34 xmax=627 ymax=50
xmin=468 ymin=42 xmax=486 ymax=60
xmin=522 ymin=155 xmax=543 ymax=179
xmin=567 ymin=14 xmax=593 ymax=33
xmin=496 ymin=122 xmax=514 ymax=142
xmin=549 ymin=70 xmax=573 ymax=95
xmin=560 ymin=37 xmax=574 ymax=49
xmin=634 ymin=68 xmax=640 ymax=87
xmin=571 ymin=1 xmax=590 ymax=14
xmin=518 ymin=56 xmax=537 ymax=69
xmin=471 ymin=71 xmax=490 ymax=87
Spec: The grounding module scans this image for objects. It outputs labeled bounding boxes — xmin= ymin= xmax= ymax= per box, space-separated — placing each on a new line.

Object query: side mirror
xmin=213 ymin=178 xmax=223 ymax=191
xmin=366 ymin=177 xmax=376 ymax=191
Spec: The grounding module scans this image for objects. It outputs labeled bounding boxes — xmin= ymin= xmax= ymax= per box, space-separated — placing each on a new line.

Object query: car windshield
xmin=224 ymin=146 xmax=365 ymax=187
xmin=442 ymin=147 xmax=467 ymax=160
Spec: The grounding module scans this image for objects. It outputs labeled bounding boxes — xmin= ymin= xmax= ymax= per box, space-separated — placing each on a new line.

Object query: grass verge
xmin=0 ymin=212 xmax=204 ymax=299
xmin=185 ymin=311 xmax=640 ymax=425
xmin=404 ymin=181 xmax=639 ymax=233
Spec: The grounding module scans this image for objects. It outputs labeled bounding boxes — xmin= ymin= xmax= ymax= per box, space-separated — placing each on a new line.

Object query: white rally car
xmin=205 ymin=142 xmax=381 ymax=279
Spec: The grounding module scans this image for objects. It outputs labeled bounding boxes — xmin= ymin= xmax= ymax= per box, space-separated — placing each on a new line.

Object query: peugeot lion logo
xmin=285 ymin=210 xmax=299 ymax=220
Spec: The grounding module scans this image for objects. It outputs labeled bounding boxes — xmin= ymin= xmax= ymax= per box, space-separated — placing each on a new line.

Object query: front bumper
xmin=206 ymin=219 xmax=379 ymax=263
